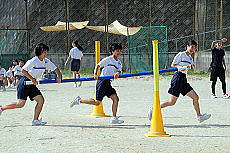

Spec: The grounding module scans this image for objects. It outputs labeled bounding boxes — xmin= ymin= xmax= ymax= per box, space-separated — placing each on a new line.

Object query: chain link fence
xmin=0 ymin=0 xmax=230 ymax=72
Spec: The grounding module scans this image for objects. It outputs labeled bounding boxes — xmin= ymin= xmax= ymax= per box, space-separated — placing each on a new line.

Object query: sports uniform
xmin=96 ymin=55 xmax=122 ymax=101
xmin=168 ymin=51 xmax=194 ymax=97
xmin=69 ymin=47 xmax=83 ymax=72
xmin=18 ymin=56 xmax=57 ymax=100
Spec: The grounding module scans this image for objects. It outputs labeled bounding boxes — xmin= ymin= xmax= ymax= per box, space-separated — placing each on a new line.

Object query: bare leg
xmin=80 ymin=98 xmax=101 ymax=105
xmin=76 ymin=72 xmax=80 ymax=78
xmin=1 ymin=99 xmax=26 ymax=110
xmin=186 ymin=90 xmax=202 ymax=117
xmin=161 ymin=95 xmax=178 ymax=108
xmin=73 ymin=71 xmax=77 ymax=86
xmin=33 ymin=95 xmax=45 ymax=120
xmin=110 ymin=94 xmax=119 ymax=117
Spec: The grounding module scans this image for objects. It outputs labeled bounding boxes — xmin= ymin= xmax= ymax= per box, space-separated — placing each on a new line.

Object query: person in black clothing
xmin=210 ymin=38 xmax=228 ymax=98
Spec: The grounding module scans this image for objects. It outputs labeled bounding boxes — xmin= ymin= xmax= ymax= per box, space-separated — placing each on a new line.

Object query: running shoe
xmin=70 ymin=96 xmax=81 ymax=108
xmin=32 ymin=119 xmax=47 ymax=126
xmin=211 ymin=94 xmax=217 ymax=98
xmin=223 ymin=94 xmax=229 ymax=99
xmin=110 ymin=117 xmax=124 ymax=124
xmin=198 ymin=113 xmax=211 ymax=123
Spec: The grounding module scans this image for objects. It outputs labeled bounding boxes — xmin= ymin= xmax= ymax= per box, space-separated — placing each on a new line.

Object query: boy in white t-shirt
xmin=0 ymin=43 xmax=62 ymax=126
xmin=70 ymin=43 xmax=124 ymax=124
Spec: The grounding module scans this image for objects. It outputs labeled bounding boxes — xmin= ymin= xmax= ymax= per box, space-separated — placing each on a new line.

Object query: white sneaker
xmin=198 ymin=114 xmax=211 ymax=123
xmin=70 ymin=96 xmax=81 ymax=108
xmin=32 ymin=119 xmax=47 ymax=126
xmin=223 ymin=94 xmax=229 ymax=99
xmin=211 ymin=94 xmax=217 ymax=98
xmin=148 ymin=107 xmax=153 ymax=121
xmin=110 ymin=117 xmax=124 ymax=124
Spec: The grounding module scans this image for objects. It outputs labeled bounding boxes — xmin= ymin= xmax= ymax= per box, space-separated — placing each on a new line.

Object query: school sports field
xmin=0 ymin=75 xmax=230 ymax=153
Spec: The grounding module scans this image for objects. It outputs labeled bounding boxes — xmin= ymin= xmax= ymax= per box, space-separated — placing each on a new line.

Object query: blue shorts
xmin=17 ymin=76 xmax=42 ymax=101
xmin=96 ymin=79 xmax=116 ymax=101
xmin=168 ymin=72 xmax=193 ymax=97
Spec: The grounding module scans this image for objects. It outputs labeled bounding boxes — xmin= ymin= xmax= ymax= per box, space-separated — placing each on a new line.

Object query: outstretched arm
xmin=64 ymin=55 xmax=71 ymax=66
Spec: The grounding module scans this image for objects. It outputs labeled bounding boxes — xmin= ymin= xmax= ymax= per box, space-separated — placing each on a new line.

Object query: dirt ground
xmin=0 ymin=75 xmax=230 ymax=153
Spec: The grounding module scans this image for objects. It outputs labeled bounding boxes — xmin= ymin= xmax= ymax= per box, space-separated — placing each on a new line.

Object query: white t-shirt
xmin=69 ymin=47 xmax=83 ymax=59
xmin=13 ymin=65 xmax=24 ymax=76
xmin=22 ymin=56 xmax=57 ymax=79
xmin=172 ymin=51 xmax=194 ymax=74
xmin=98 ymin=55 xmax=122 ymax=77
xmin=0 ymin=68 xmax=6 ymax=77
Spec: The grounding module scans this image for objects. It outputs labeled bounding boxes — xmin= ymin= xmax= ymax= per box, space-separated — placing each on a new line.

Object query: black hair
xmin=35 ymin=43 xmax=49 ymax=56
xmin=72 ymin=40 xmax=78 ymax=45
xmin=72 ymin=40 xmax=83 ymax=51
xmin=109 ymin=43 xmax=122 ymax=54
xmin=0 ymin=63 xmax=1 ymax=65
xmin=11 ymin=59 xmax=18 ymax=67
xmin=187 ymin=40 xmax=197 ymax=46
xmin=19 ymin=59 xmax=25 ymax=63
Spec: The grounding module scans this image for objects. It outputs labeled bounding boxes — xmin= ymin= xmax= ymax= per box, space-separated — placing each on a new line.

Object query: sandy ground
xmin=0 ymin=75 xmax=230 ymax=153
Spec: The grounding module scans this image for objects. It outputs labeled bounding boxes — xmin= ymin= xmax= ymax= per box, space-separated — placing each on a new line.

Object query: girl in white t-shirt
xmin=0 ymin=43 xmax=62 ymax=126
xmin=65 ymin=40 xmax=83 ymax=87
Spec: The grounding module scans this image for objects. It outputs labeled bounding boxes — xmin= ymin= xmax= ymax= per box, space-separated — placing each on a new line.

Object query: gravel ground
xmin=0 ymin=75 xmax=230 ymax=153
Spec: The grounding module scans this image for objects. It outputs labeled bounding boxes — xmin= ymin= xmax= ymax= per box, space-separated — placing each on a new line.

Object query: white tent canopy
xmin=86 ymin=20 xmax=140 ymax=36
xmin=40 ymin=20 xmax=140 ymax=36
xmin=40 ymin=21 xmax=89 ymax=31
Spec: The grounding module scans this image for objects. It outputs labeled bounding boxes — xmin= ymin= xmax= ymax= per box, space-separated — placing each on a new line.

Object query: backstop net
xmin=127 ymin=26 xmax=168 ymax=73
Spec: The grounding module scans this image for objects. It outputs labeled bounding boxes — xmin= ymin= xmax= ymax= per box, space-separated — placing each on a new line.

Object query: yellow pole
xmin=88 ymin=41 xmax=110 ymax=117
xmin=145 ymin=40 xmax=170 ymax=137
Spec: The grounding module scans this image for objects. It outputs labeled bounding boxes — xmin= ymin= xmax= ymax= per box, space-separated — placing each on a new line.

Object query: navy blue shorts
xmin=210 ymin=67 xmax=225 ymax=82
xmin=168 ymin=72 xmax=193 ymax=97
xmin=71 ymin=59 xmax=80 ymax=72
xmin=96 ymin=79 xmax=116 ymax=101
xmin=17 ymin=76 xmax=42 ymax=101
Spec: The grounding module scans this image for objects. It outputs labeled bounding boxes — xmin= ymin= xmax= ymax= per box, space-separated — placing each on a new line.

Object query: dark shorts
xmin=71 ymin=59 xmax=81 ymax=72
xmin=168 ymin=72 xmax=193 ymax=97
xmin=210 ymin=67 xmax=225 ymax=82
xmin=96 ymin=79 xmax=116 ymax=101
xmin=17 ymin=76 xmax=42 ymax=101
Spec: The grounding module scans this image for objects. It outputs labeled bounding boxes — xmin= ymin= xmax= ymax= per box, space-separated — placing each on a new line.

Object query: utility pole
xmin=64 ymin=0 xmax=70 ymax=56
xmin=219 ymin=0 xmax=223 ymax=38
xmin=105 ymin=0 xmax=109 ymax=52
xmin=24 ymin=0 xmax=30 ymax=54
xmin=215 ymin=0 xmax=219 ymax=39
